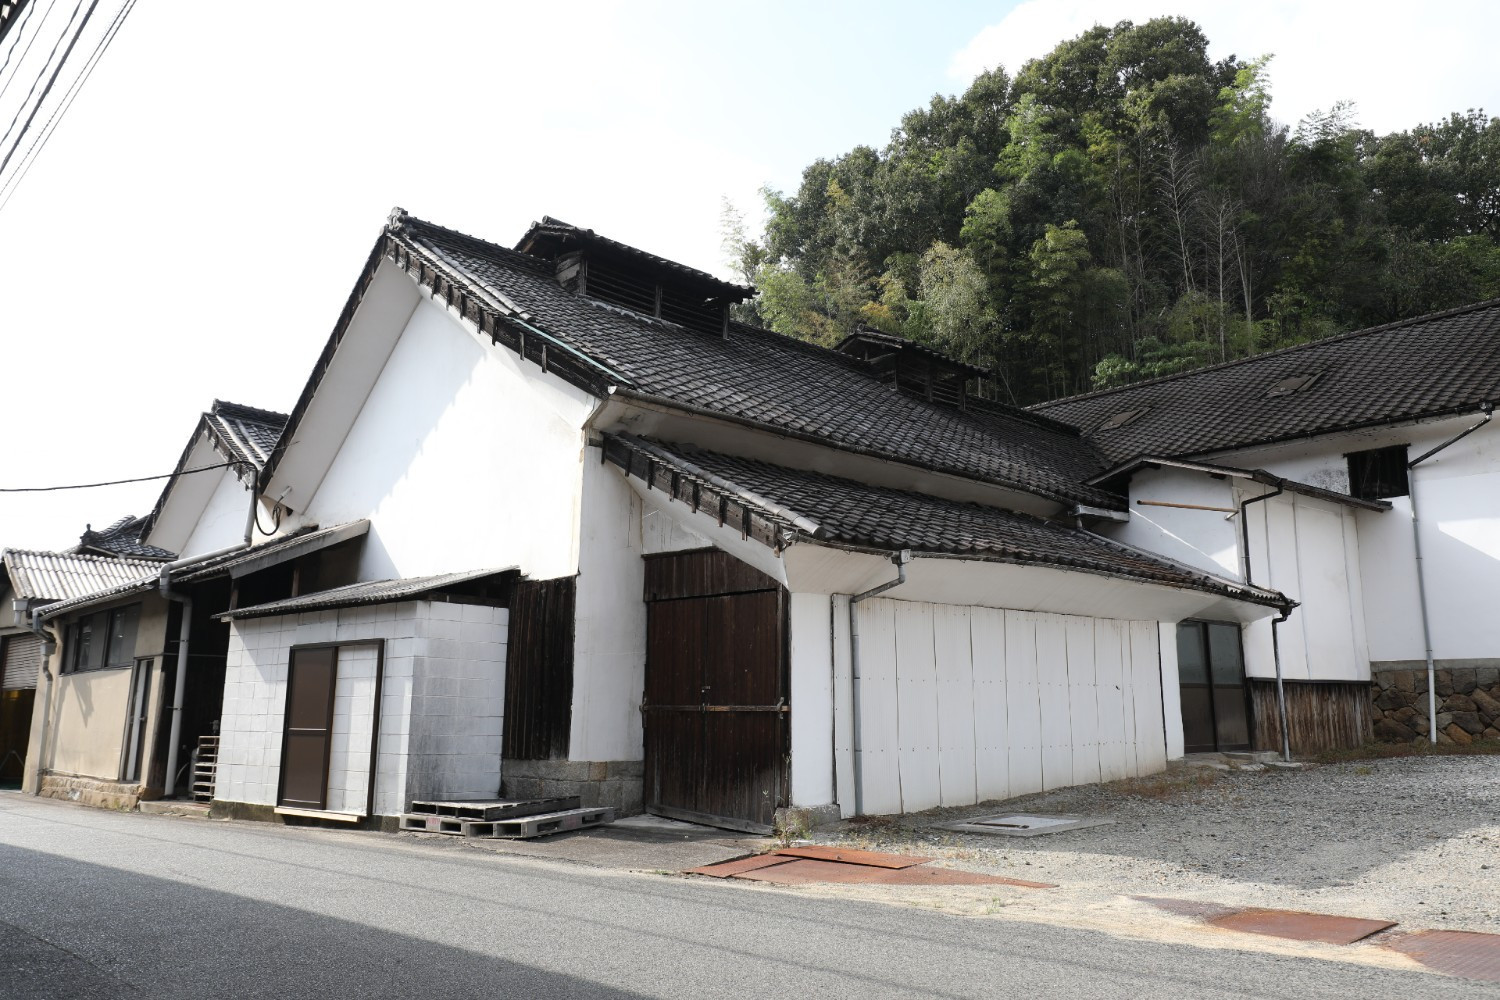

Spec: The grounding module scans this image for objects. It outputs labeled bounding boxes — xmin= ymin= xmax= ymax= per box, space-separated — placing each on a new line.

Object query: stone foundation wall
xmin=501 ymin=758 xmax=643 ymax=815
xmin=39 ymin=773 xmax=142 ymax=811
xmin=1371 ymin=665 xmax=1500 ymax=744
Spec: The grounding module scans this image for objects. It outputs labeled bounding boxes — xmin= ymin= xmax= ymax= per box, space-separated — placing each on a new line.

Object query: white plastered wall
xmin=216 ymin=599 xmax=506 ymax=817
xmin=1239 ymin=490 xmax=1369 ymax=681
xmin=811 ymin=597 xmax=1166 ymax=818
xmin=1224 ymin=414 xmax=1500 ymax=666
xmin=1104 ymin=466 xmax=1240 ymax=578
xmin=180 ymin=468 xmax=252 ymax=556
xmin=292 ymin=291 xmax=597 ymax=583
xmin=146 ymin=431 xmax=252 ymax=557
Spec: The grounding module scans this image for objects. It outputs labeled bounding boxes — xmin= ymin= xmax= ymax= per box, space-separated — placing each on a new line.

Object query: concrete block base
xmin=501 ymin=758 xmax=644 ymax=816
xmin=38 ymin=773 xmax=142 ymax=811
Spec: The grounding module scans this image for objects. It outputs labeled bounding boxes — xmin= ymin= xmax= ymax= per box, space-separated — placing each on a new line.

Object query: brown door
xmin=643 ymin=551 xmax=787 ymax=833
xmin=279 ymin=647 xmax=337 ymax=809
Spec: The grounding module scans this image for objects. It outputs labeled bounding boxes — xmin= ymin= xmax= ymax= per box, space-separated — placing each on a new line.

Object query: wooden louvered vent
xmin=581 ymin=258 xmax=728 ymax=337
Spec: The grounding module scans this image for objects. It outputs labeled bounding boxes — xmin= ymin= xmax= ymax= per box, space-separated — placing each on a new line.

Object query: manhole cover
xmin=936 ymin=813 xmax=1112 ymax=837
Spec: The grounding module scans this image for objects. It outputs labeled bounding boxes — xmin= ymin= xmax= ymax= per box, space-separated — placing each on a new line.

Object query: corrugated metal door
xmin=643 ymin=551 xmax=787 ymax=833
xmin=1 ymin=634 xmax=42 ymax=691
xmin=279 ymin=647 xmax=337 ymax=809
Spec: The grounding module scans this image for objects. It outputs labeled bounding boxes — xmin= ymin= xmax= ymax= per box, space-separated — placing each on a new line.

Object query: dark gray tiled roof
xmin=609 ymin=435 xmax=1283 ymax=607
xmin=1034 ymin=299 xmax=1500 ymax=464
xmin=74 ymin=516 xmax=176 ymax=560
xmin=516 ymin=216 xmax=754 ymax=299
xmin=394 ymin=215 xmax=1117 ymax=510
xmin=206 ymin=399 xmax=287 ymax=470
xmin=217 ymin=568 xmax=513 ymax=620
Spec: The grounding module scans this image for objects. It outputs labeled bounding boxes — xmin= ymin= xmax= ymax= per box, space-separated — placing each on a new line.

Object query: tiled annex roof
xmin=217 ymin=568 xmax=513 ymax=620
xmin=2 ymin=550 xmax=163 ymax=603
xmin=1033 ymin=299 xmax=1500 ymax=464
xmin=38 ymin=521 xmax=369 ymax=620
xmin=142 ymin=399 xmax=289 ymax=538
xmin=206 ymin=400 xmax=287 ymax=469
xmin=73 ymin=515 xmax=176 ymax=560
xmin=367 ymin=213 xmax=1115 ymax=509
xmin=604 ymin=435 xmax=1284 ymax=608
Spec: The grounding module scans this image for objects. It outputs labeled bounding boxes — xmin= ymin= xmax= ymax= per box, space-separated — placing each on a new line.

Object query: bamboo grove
xmin=724 ymin=17 xmax=1500 ymax=404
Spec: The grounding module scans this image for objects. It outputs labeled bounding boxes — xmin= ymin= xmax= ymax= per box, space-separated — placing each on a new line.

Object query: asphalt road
xmin=0 ymin=794 xmax=1478 ymax=999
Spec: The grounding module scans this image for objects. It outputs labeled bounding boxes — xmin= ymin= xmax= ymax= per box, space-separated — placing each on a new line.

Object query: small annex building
xmin=2 ymin=548 xmax=168 ymax=792
xmin=1035 ymin=301 xmax=1500 ymax=752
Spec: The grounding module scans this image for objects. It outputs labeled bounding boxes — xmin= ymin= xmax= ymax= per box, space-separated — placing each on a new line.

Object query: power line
xmin=0 ymin=0 xmax=59 ymax=108
xmin=0 ymin=0 xmax=99 ymax=181
xmin=0 ymin=0 xmax=135 ymax=211
xmin=0 ymin=461 xmax=251 ymax=493
xmin=0 ymin=0 xmax=46 ymax=88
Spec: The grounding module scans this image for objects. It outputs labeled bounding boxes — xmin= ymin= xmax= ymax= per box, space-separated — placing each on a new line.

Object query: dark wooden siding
xmin=503 ymin=577 xmax=576 ymax=761
xmin=643 ymin=549 xmax=779 ymax=601
xmin=1250 ymin=680 xmax=1372 ymax=754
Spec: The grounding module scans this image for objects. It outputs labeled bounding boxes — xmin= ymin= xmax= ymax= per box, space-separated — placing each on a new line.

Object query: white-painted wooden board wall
xmin=845 ymin=598 xmax=1166 ymax=816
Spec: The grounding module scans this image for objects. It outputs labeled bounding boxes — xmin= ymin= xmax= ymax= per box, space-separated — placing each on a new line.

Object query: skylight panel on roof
xmin=1096 ymin=407 xmax=1150 ymax=431
xmin=1264 ymin=372 xmax=1322 ymax=398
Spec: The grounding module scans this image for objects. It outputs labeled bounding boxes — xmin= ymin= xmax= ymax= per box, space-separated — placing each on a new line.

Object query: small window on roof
xmin=1096 ymin=407 xmax=1149 ymax=431
xmin=1264 ymin=372 xmax=1322 ymax=398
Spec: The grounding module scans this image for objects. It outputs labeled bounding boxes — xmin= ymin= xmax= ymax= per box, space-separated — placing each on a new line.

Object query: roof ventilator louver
xmin=1264 ymin=372 xmax=1322 ymax=398
xmin=1096 ymin=406 xmax=1150 ymax=432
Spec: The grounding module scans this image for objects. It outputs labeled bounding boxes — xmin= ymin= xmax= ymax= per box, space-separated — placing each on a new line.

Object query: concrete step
xmin=139 ymin=800 xmax=211 ymax=818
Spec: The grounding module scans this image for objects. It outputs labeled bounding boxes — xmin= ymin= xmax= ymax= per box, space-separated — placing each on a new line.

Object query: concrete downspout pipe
xmin=25 ymin=609 xmax=58 ymax=795
xmin=1407 ymin=402 xmax=1493 ymax=744
xmin=1238 ymin=485 xmax=1293 ymax=761
xmin=847 ymin=550 xmax=911 ymax=817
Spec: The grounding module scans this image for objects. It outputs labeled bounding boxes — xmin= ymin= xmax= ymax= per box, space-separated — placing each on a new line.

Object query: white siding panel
xmin=970 ymin=607 xmax=1009 ymax=802
xmin=932 ymin=605 xmax=977 ymax=806
xmin=855 ymin=599 xmax=902 ymax=815
xmin=1094 ymin=620 xmax=1129 ymax=782
xmin=893 ymin=602 xmax=941 ymax=813
xmin=1004 ymin=611 xmax=1044 ymax=797
xmin=1128 ymin=621 xmax=1167 ymax=774
xmin=1035 ymin=614 xmax=1073 ymax=791
xmin=1064 ymin=616 xmax=1100 ymax=786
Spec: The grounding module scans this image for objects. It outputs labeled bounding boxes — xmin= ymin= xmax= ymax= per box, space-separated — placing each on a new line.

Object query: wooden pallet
xmin=406 ymin=797 xmax=580 ymax=822
xmin=469 ymin=806 xmax=614 ymax=840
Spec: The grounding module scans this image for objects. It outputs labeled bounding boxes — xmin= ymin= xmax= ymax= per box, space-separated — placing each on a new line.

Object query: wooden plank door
xmin=279 ymin=647 xmax=337 ymax=809
xmin=643 ymin=551 xmax=787 ymax=833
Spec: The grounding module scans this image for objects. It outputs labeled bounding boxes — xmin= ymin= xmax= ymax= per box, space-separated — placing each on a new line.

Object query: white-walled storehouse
xmin=152 ymin=210 xmax=1285 ymax=832
xmin=1037 ymin=302 xmax=1500 ymax=752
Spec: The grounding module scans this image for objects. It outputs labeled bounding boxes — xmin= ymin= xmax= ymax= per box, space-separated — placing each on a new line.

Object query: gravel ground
xmin=820 ymin=754 xmax=1500 ymax=934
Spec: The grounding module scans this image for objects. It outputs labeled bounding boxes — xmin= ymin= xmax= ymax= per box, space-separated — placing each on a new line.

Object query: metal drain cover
xmin=936 ymin=813 xmax=1112 ymax=837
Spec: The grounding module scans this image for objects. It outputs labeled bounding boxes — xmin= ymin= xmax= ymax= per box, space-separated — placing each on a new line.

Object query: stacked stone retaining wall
xmin=1370 ymin=665 xmax=1500 ymax=744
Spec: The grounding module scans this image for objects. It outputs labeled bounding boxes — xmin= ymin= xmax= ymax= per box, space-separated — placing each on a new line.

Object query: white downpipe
xmin=1407 ymin=404 xmax=1493 ymax=744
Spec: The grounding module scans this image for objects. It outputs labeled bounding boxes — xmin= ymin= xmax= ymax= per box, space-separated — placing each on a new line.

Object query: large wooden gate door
xmin=643 ymin=550 xmax=787 ymax=833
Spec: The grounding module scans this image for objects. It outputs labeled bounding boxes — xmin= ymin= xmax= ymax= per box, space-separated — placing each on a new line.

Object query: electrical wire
xmin=0 ymin=0 xmax=134 ymax=211
xmin=0 ymin=460 xmax=252 ymax=492
xmin=0 ymin=0 xmax=58 ymax=108
xmin=0 ymin=0 xmax=99 ymax=182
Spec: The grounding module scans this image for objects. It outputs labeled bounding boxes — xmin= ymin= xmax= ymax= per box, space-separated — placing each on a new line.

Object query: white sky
xmin=0 ymin=1 xmax=1495 ymax=552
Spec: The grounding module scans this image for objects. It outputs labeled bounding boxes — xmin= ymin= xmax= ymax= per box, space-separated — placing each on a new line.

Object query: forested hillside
xmin=726 ymin=17 xmax=1500 ymax=405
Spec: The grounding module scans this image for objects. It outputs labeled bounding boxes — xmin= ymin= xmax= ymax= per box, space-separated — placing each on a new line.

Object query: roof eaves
xmin=1088 ymin=456 xmax=1393 ymax=511
xmin=608 ymin=385 xmax=1123 ymax=512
